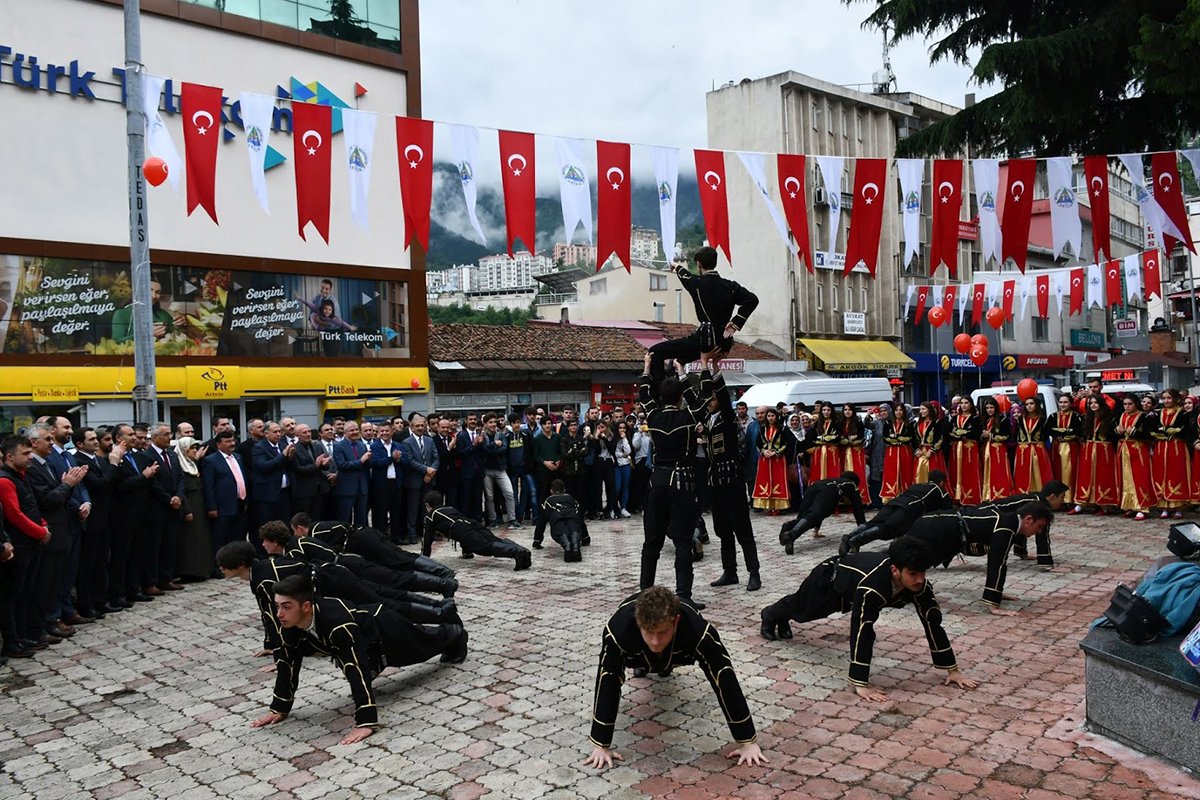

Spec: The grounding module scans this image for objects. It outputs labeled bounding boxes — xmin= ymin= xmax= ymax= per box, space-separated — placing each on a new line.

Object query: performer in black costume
xmin=759 ymin=536 xmax=977 ymax=702
xmin=531 ymin=479 xmax=590 ymax=561
xmin=422 ymin=491 xmax=532 ymax=570
xmin=778 ymin=473 xmax=866 ymax=554
xmin=292 ymin=514 xmax=456 ymax=579
xmin=704 ymin=364 xmax=761 ymax=591
xmin=582 ymin=586 xmax=768 ymax=770
xmin=839 ymin=471 xmax=953 ymax=556
xmin=981 ymin=480 xmax=1068 ymax=567
xmin=251 ymin=574 xmax=467 ymax=744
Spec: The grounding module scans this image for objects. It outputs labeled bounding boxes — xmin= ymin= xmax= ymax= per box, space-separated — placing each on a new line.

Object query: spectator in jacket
xmin=397 ymin=414 xmax=438 ymax=545
xmin=250 ymin=422 xmax=293 ymax=535
xmin=531 ymin=417 xmax=562 ymax=508
xmin=505 ymin=413 xmax=537 ymax=523
xmin=202 ymin=431 xmax=248 ymax=562
xmin=455 ymin=414 xmax=487 ymax=522
xmin=332 ymin=421 xmax=371 ymax=526
xmin=629 ymin=418 xmax=652 ymax=514
xmin=481 ymin=414 xmax=518 ymax=529
xmin=369 ymin=421 xmax=405 ymax=540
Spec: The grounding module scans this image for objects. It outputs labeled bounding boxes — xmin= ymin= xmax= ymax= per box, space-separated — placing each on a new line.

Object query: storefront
xmin=908 ymin=352 xmax=1003 ymax=404
xmin=796 ymin=339 xmax=914 ymax=377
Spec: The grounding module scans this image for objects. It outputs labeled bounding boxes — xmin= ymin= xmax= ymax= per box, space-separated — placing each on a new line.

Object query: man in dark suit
xmin=289 ymin=424 xmax=328 ymax=524
xmin=251 ymin=421 xmax=294 ymax=534
xmin=434 ymin=417 xmax=459 ymax=504
xmin=45 ymin=416 xmax=93 ymax=627
xmin=113 ymin=423 xmax=158 ymax=604
xmin=0 ymin=435 xmax=54 ymax=657
xmin=398 ymin=414 xmax=438 ymax=545
xmin=455 ymin=413 xmax=486 ymax=522
xmin=312 ymin=422 xmax=339 ymax=520
xmin=145 ymin=422 xmax=186 ymax=594
xmin=332 ymin=420 xmax=371 ymax=525
xmin=73 ymin=426 xmax=122 ymax=618
xmin=369 ymin=421 xmax=405 ymax=541
xmin=202 ymin=430 xmax=248 ymax=561
xmin=238 ymin=418 xmax=266 ymax=505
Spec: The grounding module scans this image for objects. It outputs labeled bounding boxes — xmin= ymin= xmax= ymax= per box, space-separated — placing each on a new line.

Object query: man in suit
xmin=455 ymin=413 xmax=486 ymax=522
xmin=202 ymin=430 xmax=248 ymax=562
xmin=333 ymin=420 xmax=371 ymax=525
xmin=289 ymin=424 xmax=328 ymax=524
xmin=45 ymin=416 xmax=93 ymax=627
xmin=434 ymin=417 xmax=459 ymax=503
xmin=112 ymin=423 xmax=158 ymax=605
xmin=145 ymin=422 xmax=186 ymax=594
xmin=369 ymin=421 xmax=405 ymax=541
xmin=238 ymin=418 xmax=266 ymax=505
xmin=398 ymin=414 xmax=438 ymax=545
xmin=73 ymin=426 xmax=123 ymax=618
xmin=250 ymin=421 xmax=294 ymax=535
xmin=313 ymin=422 xmax=339 ymax=520
xmin=0 ymin=435 xmax=54 ymax=657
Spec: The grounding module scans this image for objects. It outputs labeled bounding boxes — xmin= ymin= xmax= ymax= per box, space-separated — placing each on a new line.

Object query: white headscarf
xmin=174 ymin=436 xmax=200 ymax=477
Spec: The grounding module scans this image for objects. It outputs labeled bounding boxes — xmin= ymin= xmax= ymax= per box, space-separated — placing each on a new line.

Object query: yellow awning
xmin=798 ymin=339 xmax=914 ymax=372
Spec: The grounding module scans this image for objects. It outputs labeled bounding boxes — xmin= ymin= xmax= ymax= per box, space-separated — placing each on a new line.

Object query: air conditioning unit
xmin=814 ymin=187 xmax=829 ymax=206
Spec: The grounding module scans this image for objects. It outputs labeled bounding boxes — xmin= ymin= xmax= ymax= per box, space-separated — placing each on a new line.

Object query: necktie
xmin=417 ymin=437 xmax=424 ymax=458
xmin=226 ymin=454 xmax=246 ymax=500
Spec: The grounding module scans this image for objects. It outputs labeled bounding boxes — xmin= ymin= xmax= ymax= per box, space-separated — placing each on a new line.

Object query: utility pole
xmin=124 ymin=0 xmax=158 ymax=423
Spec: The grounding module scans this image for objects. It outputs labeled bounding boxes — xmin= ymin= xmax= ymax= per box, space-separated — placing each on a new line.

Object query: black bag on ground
xmin=1103 ymin=583 xmax=1169 ymax=644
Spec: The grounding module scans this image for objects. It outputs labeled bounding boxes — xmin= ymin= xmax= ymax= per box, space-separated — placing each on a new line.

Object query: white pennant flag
xmin=238 ymin=92 xmax=274 ymax=214
xmin=903 ymin=284 xmax=915 ymax=318
xmin=341 ymin=109 xmax=377 ymax=233
xmin=1182 ymin=149 xmax=1200 ymax=186
xmin=1018 ymin=276 xmax=1033 ymax=319
xmin=973 ymin=159 xmax=1002 ymax=266
xmin=142 ymin=74 xmax=182 ymax=192
xmin=1118 ymin=153 xmax=1185 ymax=244
xmin=931 ymin=285 xmax=944 ymax=307
xmin=897 ymin=159 xmax=923 ymax=266
xmin=1051 ymin=271 xmax=1069 ymax=316
xmin=555 ymin=137 xmax=593 ymax=244
xmin=959 ymin=288 xmax=970 ymax=325
xmin=737 ymin=152 xmax=797 ymax=255
xmin=449 ymin=124 xmax=487 ymax=244
xmin=1086 ymin=263 xmax=1103 ymax=308
xmin=1046 ymin=157 xmax=1081 ymax=260
xmin=985 ymin=281 xmax=1001 ymax=309
xmin=1123 ymin=254 xmax=1143 ymax=302
xmin=650 ymin=146 xmax=679 ymax=261
xmin=815 ymin=156 xmax=844 ymax=255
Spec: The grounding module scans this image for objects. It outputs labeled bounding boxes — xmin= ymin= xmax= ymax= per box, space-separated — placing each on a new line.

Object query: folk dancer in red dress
xmin=804 ymin=403 xmax=843 ymax=484
xmin=1049 ymin=393 xmax=1083 ymax=509
xmin=1151 ymin=388 xmax=1194 ymax=519
xmin=839 ymin=404 xmax=872 ymax=506
xmin=1013 ymin=396 xmax=1053 ymax=494
xmin=912 ymin=402 xmax=948 ymax=485
xmin=1114 ymin=395 xmax=1158 ymax=521
xmin=880 ymin=401 xmax=915 ymax=503
xmin=752 ymin=409 xmax=791 ymax=514
xmin=1075 ymin=395 xmax=1119 ymax=514
xmin=948 ymin=397 xmax=983 ymax=505
xmin=980 ymin=397 xmax=1014 ymax=503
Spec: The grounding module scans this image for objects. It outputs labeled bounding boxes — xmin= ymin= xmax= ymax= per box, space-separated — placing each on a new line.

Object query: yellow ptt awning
xmin=799 ymin=339 xmax=914 ymax=372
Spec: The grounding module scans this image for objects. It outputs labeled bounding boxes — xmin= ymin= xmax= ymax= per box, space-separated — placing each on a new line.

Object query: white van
xmin=738 ymin=376 xmax=895 ymax=410
xmin=970 ymin=384 xmax=1060 ymax=413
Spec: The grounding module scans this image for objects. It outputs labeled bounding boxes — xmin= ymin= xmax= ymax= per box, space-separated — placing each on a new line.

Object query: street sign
xmin=843 ymin=312 xmax=866 ymax=335
xmin=1115 ymin=318 xmax=1138 ymax=338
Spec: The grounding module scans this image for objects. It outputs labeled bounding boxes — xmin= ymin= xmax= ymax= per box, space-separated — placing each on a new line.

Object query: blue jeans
xmin=614 ymin=463 xmax=631 ymax=511
xmin=515 ymin=472 xmax=539 ymax=520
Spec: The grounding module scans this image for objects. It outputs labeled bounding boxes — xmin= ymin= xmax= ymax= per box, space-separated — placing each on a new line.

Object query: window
xmin=590 ymin=278 xmax=607 ymax=296
xmin=816 ymin=283 xmax=824 ymax=311
xmin=841 ymin=109 xmax=848 ymax=139
xmin=855 ymin=113 xmax=863 ymax=142
xmin=845 ymin=282 xmax=853 ymax=311
xmin=1002 ymin=317 xmax=1015 ymax=340
xmin=649 ymin=273 xmax=667 ymax=291
xmin=181 ymin=0 xmax=402 ymax=52
xmin=861 ymin=286 xmax=868 ymax=312
xmin=1032 ymin=316 xmax=1049 ymax=342
xmin=811 ymin=101 xmax=820 ymax=131
xmin=1171 ymin=254 xmax=1189 ymax=278
xmin=832 ymin=278 xmax=839 ymax=310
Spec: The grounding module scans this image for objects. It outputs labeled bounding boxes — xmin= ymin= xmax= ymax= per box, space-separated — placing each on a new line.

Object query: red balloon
xmin=142 ymin=156 xmax=169 ymax=187
xmin=985 ymin=306 xmax=1005 ymax=330
xmin=970 ymin=333 xmax=988 ymax=348
xmin=1017 ymin=378 xmax=1039 ymax=401
xmin=410 ymin=377 xmax=421 ymax=389
xmin=953 ymin=333 xmax=972 ymax=354
xmin=970 ymin=345 xmax=988 ymax=366
xmin=927 ymin=306 xmax=946 ymax=328
xmin=995 ymin=394 xmax=1012 ymax=414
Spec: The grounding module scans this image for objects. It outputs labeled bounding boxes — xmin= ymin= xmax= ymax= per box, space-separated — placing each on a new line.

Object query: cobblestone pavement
xmin=2 ymin=508 xmax=1199 ymax=799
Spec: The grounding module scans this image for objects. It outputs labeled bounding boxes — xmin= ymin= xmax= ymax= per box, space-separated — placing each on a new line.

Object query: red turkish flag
xmin=498 ymin=130 xmax=537 ymax=257
xmin=1083 ymin=155 xmax=1111 ymax=263
xmin=914 ymin=285 xmax=930 ymax=323
xmin=942 ymin=285 xmax=958 ymax=315
xmin=1105 ymin=259 xmax=1123 ymax=307
xmin=1002 ymin=279 xmax=1016 ymax=320
xmin=844 ymin=158 xmax=888 ymax=277
xmin=395 ymin=116 xmax=433 ymax=252
xmin=1069 ymin=267 xmax=1085 ymax=315
xmin=1036 ymin=275 xmax=1050 ymax=318
xmin=292 ymin=103 xmax=332 ymax=243
xmin=777 ymin=154 xmax=814 ymax=273
xmin=1001 ymin=158 xmax=1037 ymax=272
xmin=181 ymin=82 xmax=222 ymax=224
xmin=1143 ymin=250 xmax=1162 ymax=300
xmin=596 ymin=140 xmax=632 ymax=272
xmin=930 ymin=159 xmax=963 ymax=277
xmin=971 ymin=282 xmax=985 ymax=326
xmin=694 ymin=149 xmax=731 ymax=263
xmin=1151 ymin=153 xmax=1196 ymax=254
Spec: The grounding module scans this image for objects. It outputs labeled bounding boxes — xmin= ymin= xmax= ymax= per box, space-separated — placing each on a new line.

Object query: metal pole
xmin=124 ymin=0 xmax=158 ymax=423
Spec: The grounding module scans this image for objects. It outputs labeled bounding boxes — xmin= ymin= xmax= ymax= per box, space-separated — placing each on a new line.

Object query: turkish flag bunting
xmin=181 ymin=82 xmax=222 ymax=224
xmin=1069 ymin=267 xmax=1085 ymax=315
xmin=971 ymin=282 xmax=985 ymax=326
xmin=777 ymin=154 xmax=814 ymax=273
xmin=914 ymin=285 xmax=929 ymax=323
xmin=395 ymin=116 xmax=433 ymax=252
xmin=1035 ymin=275 xmax=1050 ymax=318
xmin=1151 ymin=153 xmax=1196 ymax=254
xmin=292 ymin=102 xmax=332 ymax=243
xmin=843 ymin=158 xmax=888 ymax=277
xmin=1142 ymin=250 xmax=1162 ymax=300
xmin=694 ymin=149 xmax=731 ymax=263
xmin=929 ymin=159 xmax=963 ymax=278
xmin=1001 ymin=158 xmax=1037 ymax=272
xmin=1105 ymin=259 xmax=1123 ymax=307
xmin=942 ymin=285 xmax=958 ymax=315
xmin=498 ymin=130 xmax=537 ymax=257
xmin=1002 ymin=279 xmax=1016 ymax=320
xmin=1083 ymin=155 xmax=1111 ymax=262
xmin=596 ymin=140 xmax=632 ymax=272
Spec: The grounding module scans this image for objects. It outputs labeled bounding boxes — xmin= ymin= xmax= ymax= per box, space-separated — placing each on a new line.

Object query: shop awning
xmin=798 ymin=339 xmax=914 ymax=372
xmin=324 ymin=396 xmax=406 ymax=410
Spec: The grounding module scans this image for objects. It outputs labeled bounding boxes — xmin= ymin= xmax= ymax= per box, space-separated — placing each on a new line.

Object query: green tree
xmin=427 ymin=303 xmax=535 ymax=326
xmin=850 ymin=0 xmax=1200 ymax=156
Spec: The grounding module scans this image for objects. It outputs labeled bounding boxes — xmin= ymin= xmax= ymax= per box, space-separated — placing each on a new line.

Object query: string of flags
xmin=141 ymin=75 xmax=1199 ymax=276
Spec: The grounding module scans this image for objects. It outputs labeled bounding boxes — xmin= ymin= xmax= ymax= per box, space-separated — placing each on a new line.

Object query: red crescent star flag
xmin=1143 ymin=250 xmax=1162 ymax=300
xmin=1002 ymin=279 xmax=1016 ymax=320
xmin=971 ymin=283 xmax=985 ymax=326
xmin=1036 ymin=275 xmax=1050 ymax=318
xmin=181 ymin=82 xmax=223 ymax=224
xmin=1151 ymin=152 xmax=1196 ymax=254
xmin=1105 ymin=259 xmax=1123 ymax=307
xmin=942 ymin=285 xmax=958 ymax=315
xmin=694 ymin=149 xmax=731 ymax=263
xmin=777 ymin=154 xmax=814 ymax=273
xmin=914 ymin=285 xmax=930 ymax=323
xmin=1083 ymin=155 xmax=1112 ymax=262
xmin=843 ymin=158 xmax=888 ymax=277
xmin=1001 ymin=158 xmax=1037 ymax=272
xmin=498 ymin=130 xmax=537 ymax=257
xmin=292 ymin=102 xmax=332 ymax=243
xmin=394 ymin=116 xmax=434 ymax=252
xmin=1069 ymin=267 xmax=1085 ymax=315
xmin=929 ymin=159 xmax=963 ymax=277
xmin=596 ymin=140 xmax=632 ymax=272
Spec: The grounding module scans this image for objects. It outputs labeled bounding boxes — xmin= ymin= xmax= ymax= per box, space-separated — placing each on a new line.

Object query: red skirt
xmin=1117 ymin=441 xmax=1157 ymax=512
xmin=913 ymin=447 xmax=947 ymax=485
xmin=880 ymin=445 xmax=914 ymax=503
xmin=843 ymin=445 xmax=871 ymax=505
xmin=1051 ymin=441 xmax=1080 ymax=504
xmin=1077 ymin=441 xmax=1118 ymax=507
xmin=949 ymin=441 xmax=982 ymax=505
xmin=981 ymin=442 xmax=1014 ymax=502
xmin=809 ymin=444 xmax=843 ymax=484
xmin=1152 ymin=440 xmax=1195 ymax=508
xmin=1013 ymin=443 xmax=1052 ymax=494
xmin=752 ymin=454 xmax=791 ymax=510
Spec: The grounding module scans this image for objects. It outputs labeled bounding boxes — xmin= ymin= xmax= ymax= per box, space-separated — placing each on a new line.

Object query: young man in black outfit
xmin=422 ymin=491 xmax=532 ymax=570
xmin=704 ymin=364 xmax=761 ymax=591
xmin=778 ymin=473 xmax=866 ymax=554
xmin=531 ymin=479 xmax=590 ymax=561
xmin=839 ymin=471 xmax=953 ymax=556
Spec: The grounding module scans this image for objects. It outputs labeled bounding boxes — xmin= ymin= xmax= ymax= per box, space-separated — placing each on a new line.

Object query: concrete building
xmin=630 ymin=226 xmax=662 ymax=262
xmin=553 ymin=242 xmax=597 ymax=269
xmin=473 ymin=251 xmax=554 ymax=293
xmin=535 ymin=262 xmax=701 ymax=331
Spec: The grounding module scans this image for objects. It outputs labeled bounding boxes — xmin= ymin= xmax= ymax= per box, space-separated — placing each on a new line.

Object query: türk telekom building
xmin=0 ymin=0 xmax=429 ymax=435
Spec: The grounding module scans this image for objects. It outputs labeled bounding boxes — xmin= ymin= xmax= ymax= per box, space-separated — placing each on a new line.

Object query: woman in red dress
xmin=1075 ymin=395 xmax=1119 ymax=513
xmin=1153 ymin=389 xmax=1195 ymax=518
xmin=1115 ymin=394 xmax=1158 ymax=520
xmin=912 ymin=401 xmax=947 ymax=484
xmin=1049 ymin=393 xmax=1083 ymax=508
xmin=840 ymin=403 xmax=872 ymax=505
xmin=752 ymin=408 xmax=791 ymax=513
xmin=980 ymin=396 xmax=1014 ymax=502
xmin=804 ymin=402 xmax=842 ymax=483
xmin=880 ymin=400 xmax=916 ymax=502
xmin=1013 ymin=396 xmax=1053 ymax=493
xmin=947 ymin=396 xmax=983 ymax=505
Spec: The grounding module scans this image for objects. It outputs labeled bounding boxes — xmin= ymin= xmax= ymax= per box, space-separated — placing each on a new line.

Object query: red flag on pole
xmin=292 ymin=102 xmax=332 ymax=243
xmin=596 ymin=140 xmax=632 ymax=272
xmin=929 ymin=159 xmax=963 ymax=277
xmin=1143 ymin=250 xmax=1162 ymax=300
xmin=1105 ymin=259 xmax=1123 ymax=307
xmin=942 ymin=285 xmax=958 ymax=315
xmin=1036 ymin=275 xmax=1050 ymax=318
xmin=1151 ymin=152 xmax=1197 ymax=254
xmin=777 ymin=154 xmax=814 ymax=273
xmin=1002 ymin=279 xmax=1016 ymax=320
xmin=181 ymin=82 xmax=222 ymax=224
xmin=1083 ymin=155 xmax=1111 ymax=263
xmin=694 ymin=149 xmax=731 ymax=263
xmin=1001 ymin=158 xmax=1037 ymax=272
xmin=1069 ymin=267 xmax=1085 ymax=315
xmin=844 ymin=158 xmax=888 ymax=277
xmin=971 ymin=282 xmax=985 ymax=326
xmin=914 ymin=285 xmax=930 ymax=323
xmin=498 ymin=130 xmax=537 ymax=257
xmin=395 ymin=115 xmax=433 ymax=252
